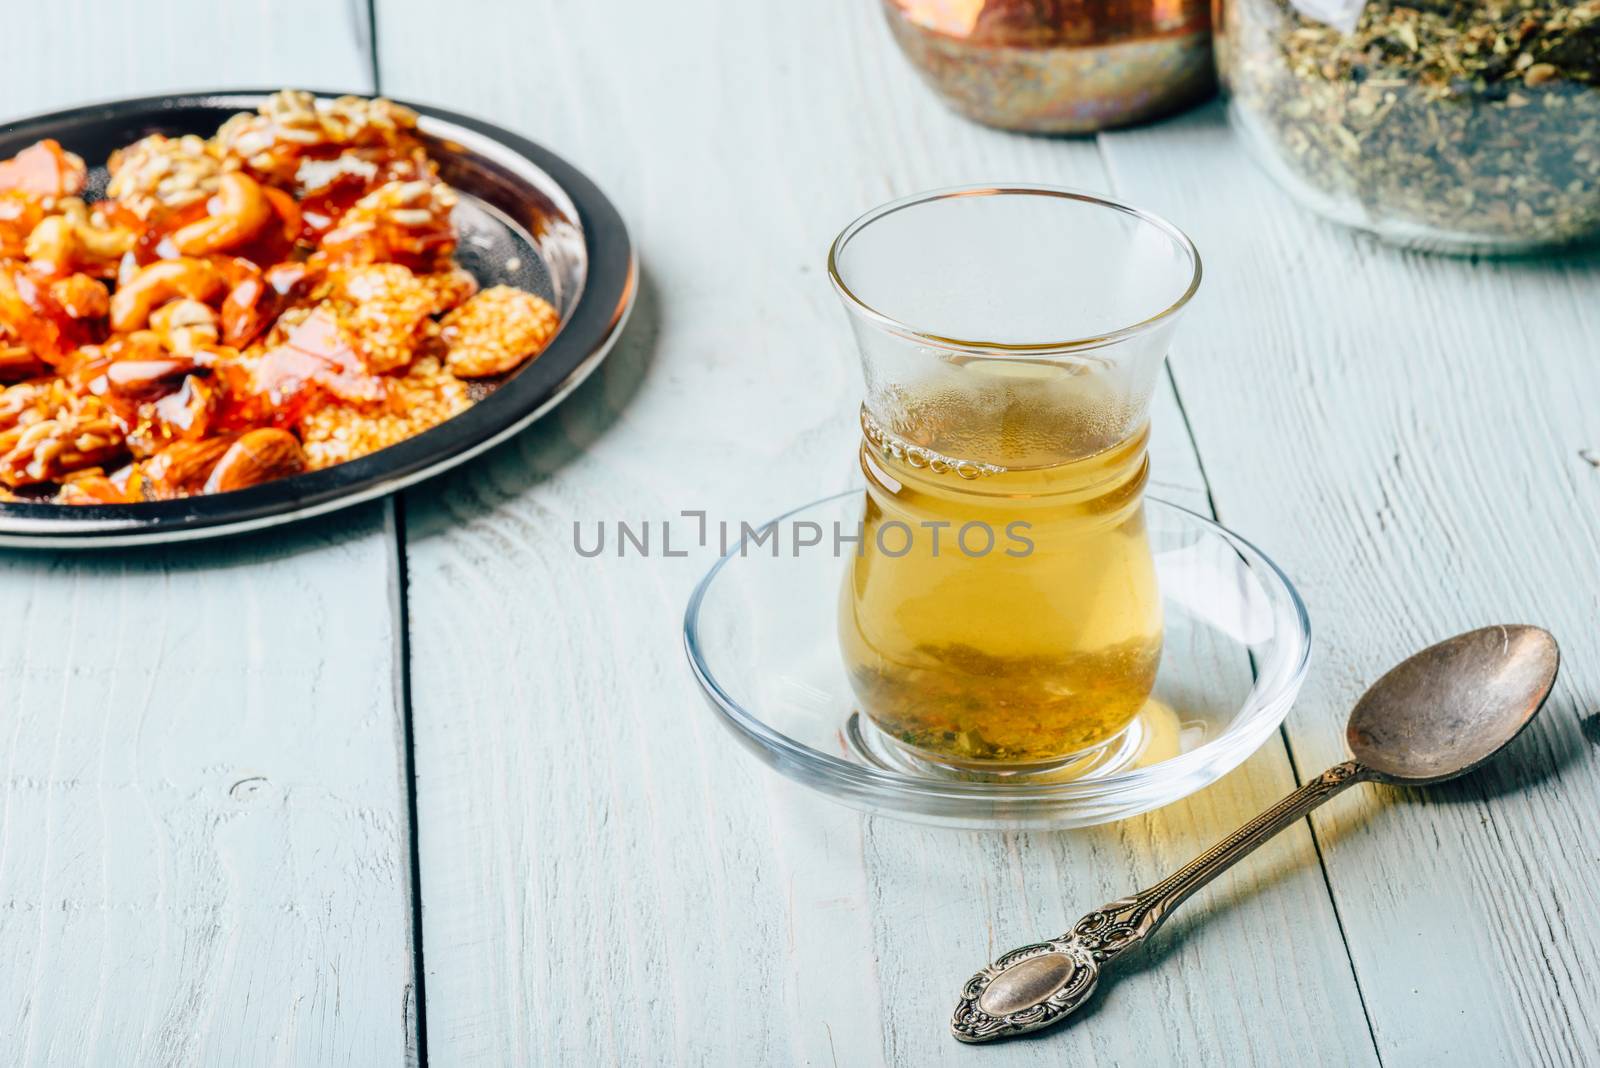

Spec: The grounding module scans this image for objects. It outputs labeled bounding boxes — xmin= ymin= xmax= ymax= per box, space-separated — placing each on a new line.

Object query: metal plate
xmin=0 ymin=90 xmax=636 ymax=546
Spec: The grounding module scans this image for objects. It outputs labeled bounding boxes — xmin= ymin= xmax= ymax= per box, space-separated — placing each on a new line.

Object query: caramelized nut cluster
xmin=0 ymin=90 xmax=560 ymax=504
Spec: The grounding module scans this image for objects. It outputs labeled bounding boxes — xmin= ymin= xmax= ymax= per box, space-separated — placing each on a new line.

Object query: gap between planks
xmin=366 ymin=1 xmax=428 ymax=1063
xmin=387 ymin=495 xmax=430 ymax=1068
xmin=1091 ymin=128 xmax=1386 ymax=1068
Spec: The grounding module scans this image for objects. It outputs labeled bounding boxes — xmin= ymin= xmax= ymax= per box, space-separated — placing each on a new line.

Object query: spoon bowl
xmin=1347 ymin=625 xmax=1560 ymax=784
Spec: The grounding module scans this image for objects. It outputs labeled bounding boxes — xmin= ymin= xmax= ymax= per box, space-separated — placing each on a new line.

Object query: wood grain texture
xmin=2 ymin=0 xmax=376 ymax=116
xmin=0 ymin=13 xmax=414 ymax=1066
xmin=380 ymin=1 xmax=1374 ymax=1063
xmin=1101 ymin=103 xmax=1600 ymax=1066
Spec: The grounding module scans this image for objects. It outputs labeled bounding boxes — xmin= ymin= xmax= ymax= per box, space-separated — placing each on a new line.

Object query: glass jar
xmin=1215 ymin=0 xmax=1600 ymax=252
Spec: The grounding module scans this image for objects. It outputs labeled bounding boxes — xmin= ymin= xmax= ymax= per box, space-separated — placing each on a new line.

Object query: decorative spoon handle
xmin=952 ymin=760 xmax=1371 ymax=1044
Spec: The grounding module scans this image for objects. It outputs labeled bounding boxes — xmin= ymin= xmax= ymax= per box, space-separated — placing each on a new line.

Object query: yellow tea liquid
xmin=839 ymin=381 xmax=1162 ymax=767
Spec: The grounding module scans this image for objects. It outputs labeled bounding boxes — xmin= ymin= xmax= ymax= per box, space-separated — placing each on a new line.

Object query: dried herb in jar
xmin=1221 ymin=0 xmax=1600 ymax=247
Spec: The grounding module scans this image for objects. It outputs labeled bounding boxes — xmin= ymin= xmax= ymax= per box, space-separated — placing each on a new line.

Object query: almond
xmin=202 ymin=427 xmax=306 ymax=493
xmin=142 ymin=436 xmax=236 ymax=497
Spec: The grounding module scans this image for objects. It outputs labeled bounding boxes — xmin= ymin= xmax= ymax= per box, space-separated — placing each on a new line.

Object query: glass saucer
xmin=683 ymin=492 xmax=1311 ymax=829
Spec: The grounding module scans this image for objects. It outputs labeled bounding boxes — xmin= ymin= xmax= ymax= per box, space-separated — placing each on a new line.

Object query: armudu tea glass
xmin=828 ymin=185 xmax=1202 ymax=771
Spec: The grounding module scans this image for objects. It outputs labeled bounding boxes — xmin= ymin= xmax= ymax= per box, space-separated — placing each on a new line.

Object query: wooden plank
xmin=0 ymin=12 xmax=413 ymax=1066
xmin=1101 ymin=102 xmax=1600 ymax=1065
xmin=382 ymin=0 xmax=1375 ymax=1062
xmin=2 ymin=1 xmax=375 ymax=117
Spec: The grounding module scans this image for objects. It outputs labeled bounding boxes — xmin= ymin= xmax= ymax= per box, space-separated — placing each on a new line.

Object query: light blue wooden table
xmin=4 ymin=2 xmax=1597 ymax=1065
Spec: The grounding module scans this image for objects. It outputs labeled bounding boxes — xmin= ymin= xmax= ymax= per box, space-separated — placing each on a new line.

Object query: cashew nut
xmin=109 ymin=258 xmax=224 ymax=333
xmin=24 ymin=199 xmax=135 ymax=276
xmin=171 ymin=172 xmax=273 ymax=255
xmin=23 ymin=215 xmax=75 ymax=272
xmin=148 ymin=298 xmax=219 ymax=354
xmin=47 ymin=274 xmax=110 ymax=321
xmin=61 ymin=200 xmax=136 ymax=261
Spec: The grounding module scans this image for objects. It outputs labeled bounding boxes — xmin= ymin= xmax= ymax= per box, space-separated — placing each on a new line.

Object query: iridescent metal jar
xmin=881 ymin=0 xmax=1216 ymax=133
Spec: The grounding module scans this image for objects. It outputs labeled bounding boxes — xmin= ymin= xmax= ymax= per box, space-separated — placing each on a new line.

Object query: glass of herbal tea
xmin=828 ymin=186 xmax=1202 ymax=771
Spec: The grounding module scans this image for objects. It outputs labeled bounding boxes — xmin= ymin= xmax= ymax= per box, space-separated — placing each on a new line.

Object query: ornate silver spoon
xmin=952 ymin=624 xmax=1560 ymax=1044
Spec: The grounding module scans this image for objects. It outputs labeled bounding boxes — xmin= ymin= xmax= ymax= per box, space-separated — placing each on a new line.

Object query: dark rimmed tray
xmin=0 ymin=89 xmax=636 ymax=547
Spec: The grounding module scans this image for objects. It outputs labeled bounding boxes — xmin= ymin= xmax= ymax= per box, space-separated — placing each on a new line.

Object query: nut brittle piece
xmin=324 ymin=263 xmax=437 ymax=373
xmin=215 ymin=90 xmax=422 ymax=186
xmin=0 ymin=388 xmax=124 ymax=487
xmin=212 ymin=303 xmax=385 ymax=430
xmin=317 ymin=179 xmax=458 ymax=271
xmin=439 ymin=285 xmax=560 ymax=378
xmin=420 ymin=266 xmax=478 ymax=315
xmin=106 ymin=133 xmax=222 ymax=220
xmin=296 ymin=354 xmax=469 ymax=469
xmin=0 ymin=379 xmax=51 ymax=430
